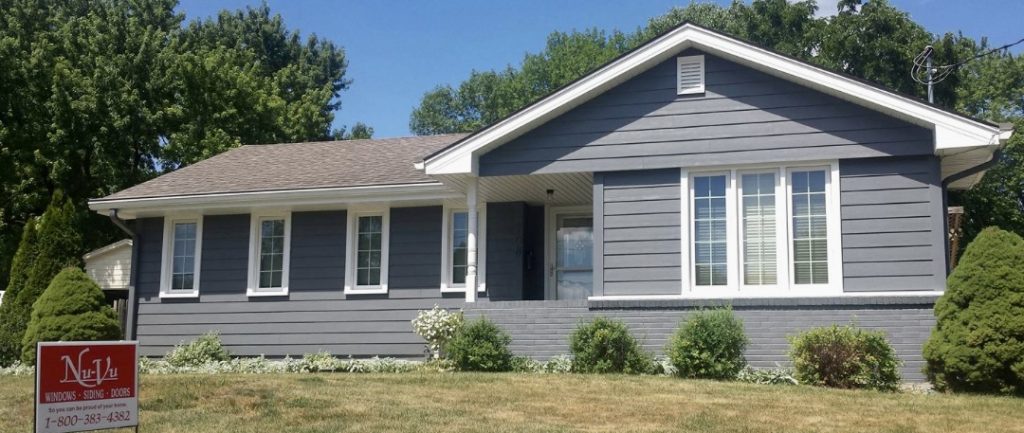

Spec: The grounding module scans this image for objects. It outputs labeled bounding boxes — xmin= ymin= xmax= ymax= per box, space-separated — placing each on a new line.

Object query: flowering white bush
xmin=135 ymin=354 xmax=418 ymax=375
xmin=0 ymin=361 xmax=34 ymax=376
xmin=543 ymin=355 xmax=573 ymax=374
xmin=411 ymin=305 xmax=463 ymax=359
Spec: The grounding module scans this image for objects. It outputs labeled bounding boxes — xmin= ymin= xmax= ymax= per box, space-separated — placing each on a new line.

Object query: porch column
xmin=465 ymin=177 xmax=479 ymax=302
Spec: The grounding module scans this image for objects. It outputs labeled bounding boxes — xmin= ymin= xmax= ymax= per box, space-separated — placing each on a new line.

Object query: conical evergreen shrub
xmin=923 ymin=227 xmax=1024 ymax=394
xmin=0 ymin=219 xmax=40 ymax=364
xmin=21 ymin=268 xmax=121 ymax=364
xmin=0 ymin=192 xmax=86 ymax=365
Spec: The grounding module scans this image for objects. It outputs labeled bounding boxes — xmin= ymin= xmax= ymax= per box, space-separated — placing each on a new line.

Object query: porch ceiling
xmin=439 ymin=172 xmax=593 ymax=206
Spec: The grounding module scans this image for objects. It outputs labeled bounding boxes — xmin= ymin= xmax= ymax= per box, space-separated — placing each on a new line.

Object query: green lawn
xmin=2 ymin=373 xmax=1023 ymax=433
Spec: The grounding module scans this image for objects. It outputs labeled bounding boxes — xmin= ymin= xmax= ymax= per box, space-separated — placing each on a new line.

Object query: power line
xmin=911 ymin=35 xmax=1024 ymax=102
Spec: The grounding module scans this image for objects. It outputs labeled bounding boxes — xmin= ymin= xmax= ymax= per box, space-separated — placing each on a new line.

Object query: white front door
xmin=551 ymin=213 xmax=593 ymax=300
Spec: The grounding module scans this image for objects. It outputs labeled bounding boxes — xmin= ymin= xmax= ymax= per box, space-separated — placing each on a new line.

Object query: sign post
xmin=34 ymin=341 xmax=139 ymax=433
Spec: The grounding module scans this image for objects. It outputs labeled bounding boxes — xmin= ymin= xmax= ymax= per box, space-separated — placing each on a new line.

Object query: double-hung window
xmin=345 ymin=209 xmax=390 ymax=294
xmin=683 ymin=163 xmax=839 ymax=295
xmin=440 ymin=206 xmax=486 ymax=293
xmin=247 ymin=212 xmax=291 ymax=296
xmin=790 ymin=169 xmax=830 ymax=285
xmin=160 ymin=216 xmax=203 ymax=298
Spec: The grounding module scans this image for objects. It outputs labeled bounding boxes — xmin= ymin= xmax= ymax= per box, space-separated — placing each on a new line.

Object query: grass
xmin=2 ymin=373 xmax=1023 ymax=433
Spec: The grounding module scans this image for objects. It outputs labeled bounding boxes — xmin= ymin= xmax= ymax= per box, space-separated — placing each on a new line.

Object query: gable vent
xmin=676 ymin=55 xmax=705 ymax=95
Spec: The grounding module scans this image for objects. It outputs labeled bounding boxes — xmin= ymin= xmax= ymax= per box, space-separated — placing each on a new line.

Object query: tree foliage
xmin=21 ymin=267 xmax=121 ymax=364
xmin=0 ymin=193 xmax=88 ymax=365
xmin=0 ymin=0 xmax=362 ymax=290
xmin=924 ymin=227 xmax=1024 ymax=395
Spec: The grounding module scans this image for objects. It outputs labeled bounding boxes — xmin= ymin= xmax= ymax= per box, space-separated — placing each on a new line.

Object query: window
xmin=356 ymin=215 xmax=383 ymax=286
xmin=440 ymin=206 xmax=486 ymax=293
xmin=345 ymin=209 xmax=390 ymax=294
xmin=247 ymin=212 xmax=291 ymax=296
xmin=741 ymin=173 xmax=777 ymax=286
xmin=450 ymin=212 xmax=469 ymax=285
xmin=693 ymin=174 xmax=728 ymax=286
xmin=681 ymin=163 xmax=840 ymax=296
xmin=790 ymin=169 xmax=829 ymax=285
xmin=160 ymin=216 xmax=202 ymax=298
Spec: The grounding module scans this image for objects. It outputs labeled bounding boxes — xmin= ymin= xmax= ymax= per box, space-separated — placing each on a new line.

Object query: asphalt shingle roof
xmin=98 ymin=134 xmax=467 ymax=201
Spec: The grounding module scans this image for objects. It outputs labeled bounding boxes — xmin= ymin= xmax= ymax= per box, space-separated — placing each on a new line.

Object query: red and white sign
xmin=35 ymin=341 xmax=139 ymax=433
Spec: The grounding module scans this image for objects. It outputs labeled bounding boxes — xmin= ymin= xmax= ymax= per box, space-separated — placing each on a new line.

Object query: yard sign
xmin=35 ymin=341 xmax=139 ymax=433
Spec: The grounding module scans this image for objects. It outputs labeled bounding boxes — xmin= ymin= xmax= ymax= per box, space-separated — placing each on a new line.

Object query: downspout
xmin=940 ymin=148 xmax=1004 ymax=275
xmin=108 ymin=209 xmax=138 ymax=341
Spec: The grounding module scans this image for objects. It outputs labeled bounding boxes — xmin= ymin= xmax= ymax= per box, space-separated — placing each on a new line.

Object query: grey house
xmin=90 ymin=24 xmax=1012 ymax=379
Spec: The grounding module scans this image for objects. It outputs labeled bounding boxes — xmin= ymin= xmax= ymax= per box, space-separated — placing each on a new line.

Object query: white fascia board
xmin=423 ymin=24 xmax=1005 ymax=176
xmin=88 ymin=182 xmax=460 ymax=218
xmin=82 ymin=239 xmax=133 ymax=261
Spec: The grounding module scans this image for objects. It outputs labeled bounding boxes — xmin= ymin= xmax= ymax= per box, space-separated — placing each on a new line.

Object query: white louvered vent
xmin=676 ymin=55 xmax=705 ymax=95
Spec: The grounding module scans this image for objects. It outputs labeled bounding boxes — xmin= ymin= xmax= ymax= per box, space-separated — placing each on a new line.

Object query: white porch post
xmin=465 ymin=177 xmax=479 ymax=302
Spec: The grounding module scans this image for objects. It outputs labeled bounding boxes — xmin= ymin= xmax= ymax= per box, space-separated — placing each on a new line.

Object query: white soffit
xmin=423 ymin=23 xmax=1008 ymax=176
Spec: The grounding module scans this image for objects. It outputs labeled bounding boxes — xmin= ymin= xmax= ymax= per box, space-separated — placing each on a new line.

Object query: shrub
xmin=543 ymin=355 xmax=574 ymax=374
xmin=165 ymin=331 xmax=231 ymax=367
xmin=736 ymin=367 xmax=798 ymax=385
xmin=20 ymin=268 xmax=122 ymax=364
xmin=446 ymin=318 xmax=514 ymax=372
xmin=924 ymin=227 xmax=1024 ymax=395
xmin=302 ymin=351 xmax=341 ymax=372
xmin=511 ymin=356 xmax=542 ymax=373
xmin=569 ymin=317 xmax=654 ymax=374
xmin=789 ymin=325 xmax=901 ymax=391
xmin=1 ymin=194 xmax=87 ymax=365
xmin=666 ymin=308 xmax=748 ymax=380
xmin=411 ymin=305 xmax=463 ymax=359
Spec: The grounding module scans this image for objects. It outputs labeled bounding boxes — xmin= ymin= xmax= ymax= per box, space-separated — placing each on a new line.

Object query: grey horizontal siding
xmin=133 ymin=208 xmax=452 ymax=358
xmin=466 ymin=299 xmax=936 ymax=381
xmin=600 ymin=169 xmax=681 ymax=296
xmin=487 ymin=202 xmax=526 ymax=301
xmin=839 ymin=156 xmax=946 ymax=292
xmin=479 ymin=48 xmax=933 ymax=176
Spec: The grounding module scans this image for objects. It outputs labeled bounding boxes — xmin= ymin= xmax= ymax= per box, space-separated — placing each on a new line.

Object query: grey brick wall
xmin=466 ymin=298 xmax=937 ymax=381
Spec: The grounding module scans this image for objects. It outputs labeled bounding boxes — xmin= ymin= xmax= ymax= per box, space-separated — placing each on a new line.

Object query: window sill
xmin=345 ymin=286 xmax=388 ymax=295
xmin=159 ymin=291 xmax=199 ymax=299
xmin=440 ymin=284 xmax=487 ymax=293
xmin=246 ymin=288 xmax=289 ymax=297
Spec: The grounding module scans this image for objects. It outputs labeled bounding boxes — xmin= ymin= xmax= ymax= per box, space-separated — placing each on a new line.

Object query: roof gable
xmin=422 ymin=23 xmax=1008 ymax=177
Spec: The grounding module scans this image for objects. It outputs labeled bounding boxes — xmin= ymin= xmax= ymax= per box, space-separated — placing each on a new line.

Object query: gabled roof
xmin=421 ymin=22 xmax=1011 ymax=178
xmin=83 ymin=239 xmax=132 ymax=261
xmin=91 ymin=134 xmax=466 ymax=210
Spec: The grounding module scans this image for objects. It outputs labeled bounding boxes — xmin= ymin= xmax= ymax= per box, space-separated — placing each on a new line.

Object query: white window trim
xmin=736 ymin=168 xmax=787 ymax=293
xmin=159 ymin=214 xmax=203 ymax=298
xmin=440 ymin=204 xmax=486 ymax=293
xmin=344 ymin=208 xmax=391 ymax=295
xmin=785 ymin=164 xmax=844 ymax=294
xmin=679 ymin=161 xmax=843 ymax=297
xmin=246 ymin=211 xmax=291 ymax=297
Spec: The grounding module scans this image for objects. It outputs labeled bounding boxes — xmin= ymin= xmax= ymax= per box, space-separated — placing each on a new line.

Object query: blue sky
xmin=175 ymin=0 xmax=1024 ymax=138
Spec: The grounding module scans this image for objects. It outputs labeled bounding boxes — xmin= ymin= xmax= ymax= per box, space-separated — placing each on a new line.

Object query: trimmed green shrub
xmin=446 ymin=318 xmax=514 ymax=372
xmin=924 ymin=227 xmax=1024 ymax=395
xmin=569 ymin=317 xmax=654 ymax=374
xmin=1 ymin=193 xmax=87 ymax=365
xmin=165 ymin=332 xmax=231 ymax=367
xmin=666 ymin=308 xmax=748 ymax=380
xmin=20 ymin=268 xmax=122 ymax=364
xmin=789 ymin=324 xmax=901 ymax=391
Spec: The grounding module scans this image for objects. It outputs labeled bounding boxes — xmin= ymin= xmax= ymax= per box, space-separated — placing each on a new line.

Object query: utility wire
xmin=912 ymin=36 xmax=1024 ymax=86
